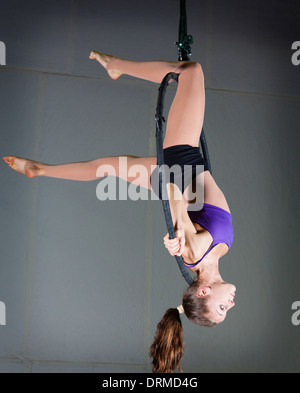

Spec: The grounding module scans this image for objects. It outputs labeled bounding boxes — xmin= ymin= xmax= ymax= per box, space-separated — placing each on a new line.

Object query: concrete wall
xmin=0 ymin=0 xmax=299 ymax=373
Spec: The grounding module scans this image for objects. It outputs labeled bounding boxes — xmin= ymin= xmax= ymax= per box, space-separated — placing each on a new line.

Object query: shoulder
xmin=183 ymin=228 xmax=212 ymax=263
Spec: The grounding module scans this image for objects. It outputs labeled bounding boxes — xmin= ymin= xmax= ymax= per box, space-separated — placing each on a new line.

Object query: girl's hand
xmin=163 ymin=227 xmax=185 ymax=256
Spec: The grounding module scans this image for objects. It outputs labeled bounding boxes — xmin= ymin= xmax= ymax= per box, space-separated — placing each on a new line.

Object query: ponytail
xmin=149 ymin=280 xmax=217 ymax=373
xmin=149 ymin=308 xmax=184 ymax=373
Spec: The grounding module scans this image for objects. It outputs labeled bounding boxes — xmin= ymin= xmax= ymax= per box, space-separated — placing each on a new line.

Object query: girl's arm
xmin=164 ymin=183 xmax=197 ymax=257
xmin=167 ymin=183 xmax=185 ymax=231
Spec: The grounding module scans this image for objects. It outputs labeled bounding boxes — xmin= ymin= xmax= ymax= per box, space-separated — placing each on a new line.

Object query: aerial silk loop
xmin=155 ymin=0 xmax=211 ymax=286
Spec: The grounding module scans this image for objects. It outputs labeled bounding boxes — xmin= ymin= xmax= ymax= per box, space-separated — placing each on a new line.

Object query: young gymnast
xmin=3 ymin=51 xmax=236 ymax=373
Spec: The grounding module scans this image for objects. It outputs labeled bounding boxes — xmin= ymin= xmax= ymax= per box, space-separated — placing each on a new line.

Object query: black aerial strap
xmin=175 ymin=0 xmax=193 ymax=62
xmin=155 ymin=72 xmax=194 ymax=286
xmin=155 ymin=0 xmax=212 ymax=286
xmin=175 ymin=0 xmax=212 ymax=173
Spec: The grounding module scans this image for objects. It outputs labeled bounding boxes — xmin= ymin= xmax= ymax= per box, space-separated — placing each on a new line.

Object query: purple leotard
xmin=185 ymin=203 xmax=234 ymax=268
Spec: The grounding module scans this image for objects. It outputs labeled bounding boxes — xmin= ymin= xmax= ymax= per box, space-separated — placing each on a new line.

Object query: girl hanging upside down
xmin=3 ymin=51 xmax=236 ymax=373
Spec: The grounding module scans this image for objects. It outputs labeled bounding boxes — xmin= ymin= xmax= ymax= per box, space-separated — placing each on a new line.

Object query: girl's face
xmin=203 ymin=282 xmax=236 ymax=323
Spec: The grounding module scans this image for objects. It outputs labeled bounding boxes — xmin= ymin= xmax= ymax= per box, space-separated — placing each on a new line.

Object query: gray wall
xmin=0 ymin=0 xmax=300 ymax=373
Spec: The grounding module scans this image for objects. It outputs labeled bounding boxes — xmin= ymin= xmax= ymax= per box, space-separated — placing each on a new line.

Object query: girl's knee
xmin=188 ymin=62 xmax=203 ymax=76
xmin=177 ymin=61 xmax=203 ymax=77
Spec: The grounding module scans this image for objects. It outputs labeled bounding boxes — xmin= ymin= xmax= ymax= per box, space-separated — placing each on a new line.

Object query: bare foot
xmin=2 ymin=156 xmax=45 ymax=178
xmin=89 ymin=50 xmax=123 ymax=80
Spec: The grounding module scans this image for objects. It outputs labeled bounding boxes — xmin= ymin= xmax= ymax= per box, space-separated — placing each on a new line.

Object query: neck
xmin=194 ymin=247 xmax=223 ymax=284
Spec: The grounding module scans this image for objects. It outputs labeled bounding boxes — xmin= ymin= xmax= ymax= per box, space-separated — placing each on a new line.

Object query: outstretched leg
xmin=89 ymin=51 xmax=181 ymax=83
xmin=2 ymin=155 xmax=156 ymax=189
xmin=89 ymin=51 xmax=205 ymax=148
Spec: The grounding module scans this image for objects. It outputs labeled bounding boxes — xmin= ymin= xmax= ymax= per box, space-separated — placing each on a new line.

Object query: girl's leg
xmin=2 ymin=155 xmax=156 ymax=189
xmin=89 ymin=52 xmax=205 ymax=147
xmin=163 ymin=62 xmax=205 ymax=148
xmin=89 ymin=51 xmax=181 ymax=83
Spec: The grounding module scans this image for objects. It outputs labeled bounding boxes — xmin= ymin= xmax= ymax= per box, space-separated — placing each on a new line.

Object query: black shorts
xmin=150 ymin=144 xmax=209 ymax=200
